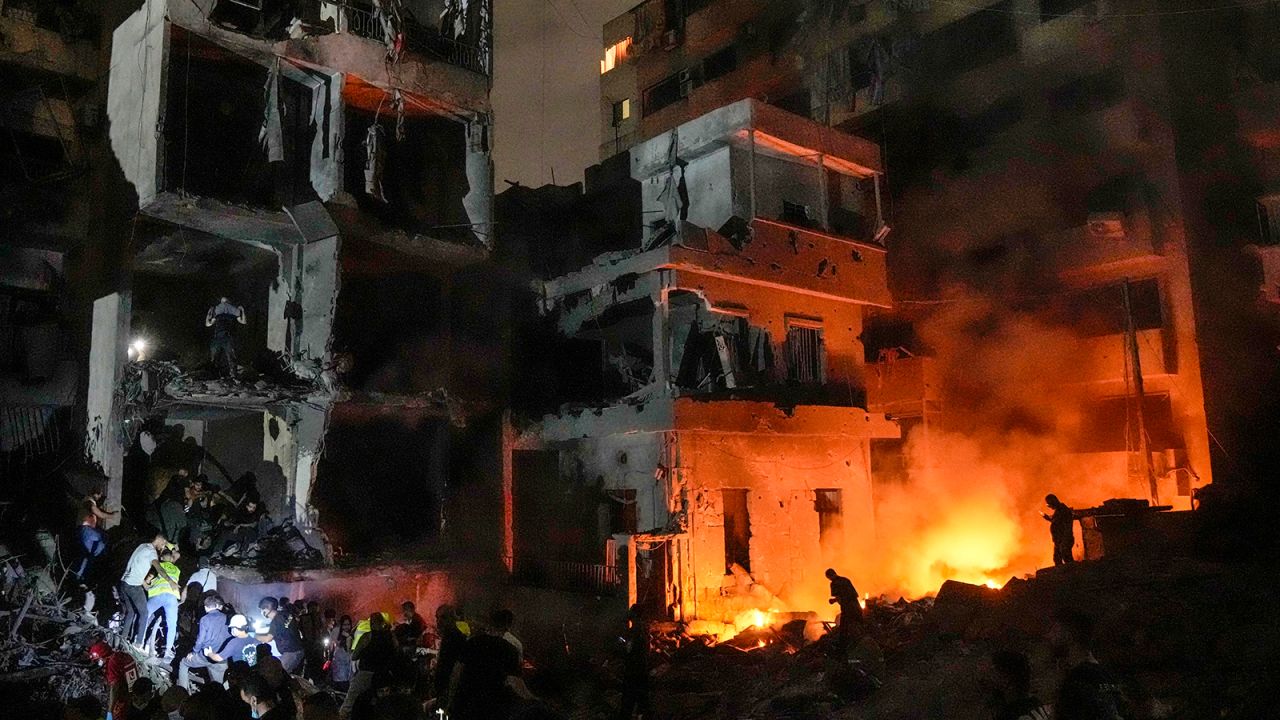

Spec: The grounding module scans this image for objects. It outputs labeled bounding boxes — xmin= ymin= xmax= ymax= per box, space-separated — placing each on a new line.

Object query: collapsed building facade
xmin=507 ymin=100 xmax=897 ymax=626
xmin=66 ymin=0 xmax=503 ymax=579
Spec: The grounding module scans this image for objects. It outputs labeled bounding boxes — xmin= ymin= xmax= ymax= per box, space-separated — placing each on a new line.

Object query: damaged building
xmin=592 ymin=0 xmax=1266 ymax=517
xmin=505 ymin=99 xmax=899 ymax=629
xmin=75 ymin=0 xmax=503 ymax=590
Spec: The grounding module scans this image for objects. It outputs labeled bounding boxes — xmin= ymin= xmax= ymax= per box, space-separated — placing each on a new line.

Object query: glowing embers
xmin=601 ymin=37 xmax=632 ymax=74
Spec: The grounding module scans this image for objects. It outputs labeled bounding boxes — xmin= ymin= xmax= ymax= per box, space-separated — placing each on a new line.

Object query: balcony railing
xmin=327 ymin=3 xmax=489 ymax=77
xmin=508 ymin=555 xmax=622 ymax=595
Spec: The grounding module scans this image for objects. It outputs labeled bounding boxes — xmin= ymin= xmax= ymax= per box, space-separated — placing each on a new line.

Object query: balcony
xmin=866 ymin=355 xmax=940 ymax=414
xmin=508 ymin=555 xmax=622 ymax=596
xmin=1046 ymin=218 xmax=1162 ymax=279
xmin=331 ymin=3 xmax=489 ymax=77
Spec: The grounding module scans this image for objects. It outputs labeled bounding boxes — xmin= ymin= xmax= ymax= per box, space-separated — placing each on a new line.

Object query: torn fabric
xmin=259 ymin=59 xmax=284 ymax=163
xmin=364 ymin=123 xmax=386 ymax=202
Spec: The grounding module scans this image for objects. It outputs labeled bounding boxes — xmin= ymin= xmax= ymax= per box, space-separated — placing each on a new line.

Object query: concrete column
xmin=86 ymin=292 xmax=131 ymax=527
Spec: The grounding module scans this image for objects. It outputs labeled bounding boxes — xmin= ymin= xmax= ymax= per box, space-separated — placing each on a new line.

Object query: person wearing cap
xmin=179 ymin=613 xmax=255 ymax=689
xmin=143 ymin=545 xmax=183 ymax=659
xmin=89 ymin=640 xmax=139 ymax=720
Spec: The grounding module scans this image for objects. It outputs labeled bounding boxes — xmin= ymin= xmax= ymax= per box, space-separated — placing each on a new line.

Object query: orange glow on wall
xmin=601 ymin=37 xmax=632 ymax=74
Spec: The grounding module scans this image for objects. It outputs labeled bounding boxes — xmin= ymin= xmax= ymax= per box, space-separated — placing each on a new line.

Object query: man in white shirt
xmin=119 ymin=533 xmax=178 ymax=650
xmin=188 ymin=557 xmax=218 ymax=596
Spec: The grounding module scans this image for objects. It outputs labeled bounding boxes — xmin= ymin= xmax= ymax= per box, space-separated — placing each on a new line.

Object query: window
xmin=644 ymin=72 xmax=687 ymax=114
xmin=702 ymin=45 xmax=738 ymax=83
xmin=1040 ymin=0 xmax=1094 ymax=21
xmin=786 ymin=320 xmax=825 ymax=383
xmin=601 ymin=37 xmax=632 ymax=74
xmin=918 ymin=2 xmax=1017 ymax=77
xmin=1062 ymin=278 xmax=1162 ymax=337
xmin=815 ymin=489 xmax=843 ymax=543
xmin=611 ymin=98 xmax=631 ymax=126
xmin=722 ymin=489 xmax=751 ymax=573
xmin=609 ymin=488 xmax=637 ymax=534
xmin=1257 ymin=193 xmax=1280 ymax=245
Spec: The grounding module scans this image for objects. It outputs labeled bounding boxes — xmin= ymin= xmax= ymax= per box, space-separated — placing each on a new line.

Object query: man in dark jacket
xmin=1042 ymin=495 xmax=1075 ymax=566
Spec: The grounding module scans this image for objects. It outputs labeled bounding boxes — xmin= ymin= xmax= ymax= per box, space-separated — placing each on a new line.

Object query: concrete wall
xmin=675 ymin=427 xmax=874 ymax=621
xmin=86 ymin=292 xmax=131 ymax=518
xmin=107 ymin=0 xmax=166 ymax=206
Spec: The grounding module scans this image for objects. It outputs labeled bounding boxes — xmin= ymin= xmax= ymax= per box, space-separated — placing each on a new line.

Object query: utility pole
xmin=1122 ymin=279 xmax=1159 ymax=504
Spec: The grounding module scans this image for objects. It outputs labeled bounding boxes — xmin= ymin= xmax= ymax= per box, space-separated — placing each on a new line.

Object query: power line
xmin=546 ymin=0 xmax=595 ymax=39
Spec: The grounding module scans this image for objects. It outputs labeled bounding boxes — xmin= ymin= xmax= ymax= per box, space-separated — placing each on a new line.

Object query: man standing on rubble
xmin=90 ymin=640 xmax=139 ymax=720
xmin=205 ymin=296 xmax=246 ymax=378
xmin=619 ymin=604 xmax=654 ymax=720
xmin=1042 ymin=495 xmax=1076 ymax=566
xmin=826 ymin=567 xmax=862 ymax=646
xmin=120 ymin=533 xmax=180 ymax=652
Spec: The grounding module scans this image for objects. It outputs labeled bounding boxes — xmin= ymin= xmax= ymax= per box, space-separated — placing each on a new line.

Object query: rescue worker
xmin=826 ymin=567 xmax=862 ymax=647
xmin=89 ymin=640 xmax=138 ymax=720
xmin=143 ymin=545 xmax=182 ymax=659
xmin=1051 ymin=610 xmax=1129 ymax=719
xmin=1042 ymin=494 xmax=1076 ymax=566
xmin=205 ymin=297 xmax=246 ymax=378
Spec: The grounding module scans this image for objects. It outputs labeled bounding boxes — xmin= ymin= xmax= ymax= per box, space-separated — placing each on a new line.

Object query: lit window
xmin=600 ymin=37 xmax=632 ymax=74
xmin=611 ymin=98 xmax=631 ymax=125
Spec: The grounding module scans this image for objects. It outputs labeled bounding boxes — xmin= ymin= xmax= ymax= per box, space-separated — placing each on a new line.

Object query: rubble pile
xmin=0 ymin=555 xmax=169 ymax=716
xmin=634 ymin=552 xmax=1279 ymax=720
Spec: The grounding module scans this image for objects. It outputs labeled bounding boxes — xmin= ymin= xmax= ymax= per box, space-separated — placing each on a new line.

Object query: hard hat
xmin=87 ymin=640 xmax=112 ymax=661
xmin=229 ymin=614 xmax=250 ymax=630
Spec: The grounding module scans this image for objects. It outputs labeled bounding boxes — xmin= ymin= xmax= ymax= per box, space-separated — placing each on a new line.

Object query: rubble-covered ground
xmin=604 ymin=550 xmax=1280 ymax=720
xmin=0 ymin=558 xmax=170 ymax=720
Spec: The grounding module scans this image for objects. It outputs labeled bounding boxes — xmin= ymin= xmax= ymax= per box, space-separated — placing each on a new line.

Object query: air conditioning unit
xmin=1086 ymin=212 xmax=1126 ymax=239
xmin=662 ymin=28 xmax=681 ymax=50
xmin=678 ymin=68 xmax=694 ymax=97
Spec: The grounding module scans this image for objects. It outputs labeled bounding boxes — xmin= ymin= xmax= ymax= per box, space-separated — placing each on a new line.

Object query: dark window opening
xmin=1040 ymin=0 xmax=1095 ymax=21
xmin=782 ymin=200 xmax=816 ymax=227
xmin=786 ymin=324 xmax=825 ymax=383
xmin=163 ymin=30 xmax=317 ymax=207
xmin=918 ymin=2 xmax=1017 ymax=77
xmin=964 ymin=96 xmax=1025 ymax=146
xmin=815 ymin=489 xmax=843 ymax=542
xmin=609 ymin=488 xmax=638 ymax=534
xmin=722 ymin=489 xmax=751 ymax=573
xmin=644 ymin=73 xmax=688 ymax=114
xmin=611 ymin=98 xmax=631 ymax=126
xmin=703 ymin=45 xmax=739 ymax=82
xmin=1047 ymin=68 xmax=1126 ymax=115
xmin=1061 ymin=278 xmax=1162 ymax=337
xmin=772 ymin=87 xmax=812 ymax=117
xmin=863 ymin=316 xmax=926 ymax=362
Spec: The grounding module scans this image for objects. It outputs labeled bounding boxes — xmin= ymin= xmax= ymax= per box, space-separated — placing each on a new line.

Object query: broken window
xmin=672 ymin=300 xmax=774 ymax=392
xmin=827 ymin=170 xmax=877 ymax=238
xmin=786 ymin=320 xmax=825 ymax=384
xmin=815 ymin=488 xmax=843 ymax=543
xmin=722 ymin=488 xmax=751 ymax=573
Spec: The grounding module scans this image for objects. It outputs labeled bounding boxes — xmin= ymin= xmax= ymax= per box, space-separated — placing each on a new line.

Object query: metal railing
xmin=327 ymin=3 xmax=489 ymax=77
xmin=508 ymin=556 xmax=622 ymax=595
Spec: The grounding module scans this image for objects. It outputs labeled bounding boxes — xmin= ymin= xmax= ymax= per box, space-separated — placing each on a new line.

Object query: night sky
xmin=492 ymin=0 xmax=635 ymax=189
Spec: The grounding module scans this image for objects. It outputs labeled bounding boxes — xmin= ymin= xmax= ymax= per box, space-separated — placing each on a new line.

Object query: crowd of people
xmin=93 ymin=577 xmax=539 ymax=720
